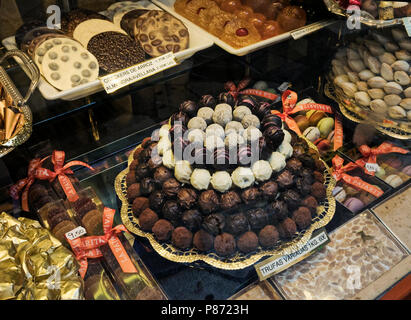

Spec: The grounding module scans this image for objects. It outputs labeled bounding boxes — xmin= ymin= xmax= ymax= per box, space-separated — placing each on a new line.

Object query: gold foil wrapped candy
xmin=0 ymin=212 xmax=84 ymax=300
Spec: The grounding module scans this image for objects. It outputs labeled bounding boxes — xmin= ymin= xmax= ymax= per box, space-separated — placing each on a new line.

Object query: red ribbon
xmin=9 ymin=157 xmax=49 ymax=212
xmin=224 ymin=78 xmax=279 ymax=101
xmin=35 ymin=151 xmax=94 ymax=203
xmin=332 ymin=155 xmax=384 ymax=198
xmin=356 ymin=142 xmax=409 ymax=176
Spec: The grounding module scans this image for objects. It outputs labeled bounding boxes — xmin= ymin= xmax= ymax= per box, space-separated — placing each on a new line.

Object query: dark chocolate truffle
xmin=180 ymin=100 xmax=198 ymax=117
xmin=295 ymin=177 xmax=312 ymax=196
xmin=132 ymin=197 xmax=149 ymax=217
xmin=154 ymin=166 xmax=173 ymax=184
xmin=259 ymin=181 xmax=278 ymax=200
xmin=177 ymin=188 xmax=198 ymax=209
xmin=302 ymin=196 xmax=318 ymax=215
xmin=256 ymin=102 xmax=271 ymax=119
xmin=148 ymin=155 xmax=162 ymax=170
xmin=311 ymin=181 xmax=326 ymax=200
xmin=276 ymin=170 xmax=294 ymax=189
xmin=291 ymin=207 xmax=312 ymax=230
xmin=266 ymin=200 xmax=288 ymax=223
xmin=282 ymin=189 xmax=301 ymax=211
xmin=162 ymin=178 xmax=181 ymax=198
xmin=313 ymin=171 xmax=325 ymax=183
xmin=162 ymin=200 xmax=181 ymax=223
xmin=130 ymin=159 xmax=139 ymax=171
xmin=246 ymin=208 xmax=269 ymax=230
xmin=182 ymin=209 xmax=202 ymax=232
xmin=278 ymin=217 xmax=297 ymax=239
xmin=298 ymin=154 xmax=316 ymax=169
xmin=139 ymin=208 xmax=159 ymax=231
xmin=133 ymin=147 xmax=143 ymax=160
xmin=199 ymin=94 xmax=216 ymax=108
xmin=262 ymin=113 xmax=282 ymax=128
xmin=220 ymin=191 xmax=242 ymax=211
xmin=237 ymin=231 xmax=259 ymax=253
xmin=293 ymin=145 xmax=306 ymax=158
xmin=202 ymin=213 xmax=226 ymax=236
xmin=127 ymin=183 xmax=141 ymax=203
xmin=171 ymin=226 xmax=193 ymax=250
xmin=241 ymin=187 xmax=261 ymax=204
xmin=218 ymin=92 xmax=235 ymax=107
xmin=126 ymin=170 xmax=137 ymax=187
xmin=198 ymin=190 xmax=220 ymax=214
xmin=135 ymin=163 xmax=151 ymax=180
xmin=170 ymin=111 xmax=189 ymax=126
xmin=193 ymin=229 xmax=214 ymax=252
xmin=214 ymin=233 xmax=236 ymax=257
xmin=259 ymin=225 xmax=279 ymax=248
xmin=152 ymin=219 xmax=174 ymax=241
xmin=264 ymin=126 xmax=285 ymax=151
xmin=225 ymin=212 xmax=249 ymax=236
xmin=300 ymin=168 xmax=314 ymax=184
xmin=140 ymin=177 xmax=156 ymax=196
xmin=315 ymin=159 xmax=327 ymax=172
xmin=286 ymin=157 xmax=302 ymax=174
xmin=149 ymin=190 xmax=166 ymax=212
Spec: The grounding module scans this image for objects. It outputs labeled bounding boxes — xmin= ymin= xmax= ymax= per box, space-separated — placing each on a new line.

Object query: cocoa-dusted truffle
xmin=199 ymin=94 xmax=216 ymax=108
xmin=152 ymin=219 xmax=174 ymax=241
xmin=237 ymin=231 xmax=259 ymax=253
xmin=300 ymin=168 xmax=314 ymax=184
xmin=246 ymin=208 xmax=269 ymax=230
xmin=139 ymin=208 xmax=159 ymax=231
xmin=154 ymin=166 xmax=173 ymax=184
xmin=182 ymin=209 xmax=202 ymax=232
xmin=133 ymin=147 xmax=143 ymax=160
xmin=202 ymin=213 xmax=225 ymax=236
xmin=225 ymin=212 xmax=249 ymax=236
xmin=241 ymin=187 xmax=261 ymax=204
xmin=135 ymin=163 xmax=151 ymax=180
xmin=315 ymin=159 xmax=327 ymax=172
xmin=127 ymin=183 xmax=141 ymax=203
xmin=172 ymin=226 xmax=193 ymax=250
xmin=140 ymin=177 xmax=156 ymax=196
xmin=132 ymin=197 xmax=149 ymax=217
xmin=214 ymin=233 xmax=236 ymax=256
xmin=295 ymin=177 xmax=312 ymax=196
xmin=286 ymin=157 xmax=302 ymax=174
xmin=162 ymin=178 xmax=181 ymax=198
xmin=176 ymin=188 xmax=197 ymax=210
xmin=259 ymin=181 xmax=278 ymax=200
xmin=198 ymin=190 xmax=220 ymax=214
xmin=259 ymin=225 xmax=279 ymax=248
xmin=311 ymin=181 xmax=326 ymax=200
xmin=283 ymin=189 xmax=301 ymax=211
xmin=149 ymin=190 xmax=166 ymax=212
xmin=193 ymin=229 xmax=214 ymax=252
xmin=162 ymin=200 xmax=181 ymax=223
xmin=148 ymin=155 xmax=162 ymax=170
xmin=302 ymin=196 xmax=318 ymax=215
xmin=180 ymin=100 xmax=198 ymax=117
xmin=298 ymin=154 xmax=316 ymax=169
xmin=130 ymin=159 xmax=139 ymax=171
xmin=291 ymin=207 xmax=312 ymax=230
xmin=278 ymin=217 xmax=297 ymax=239
xmin=313 ymin=171 xmax=325 ymax=183
xmin=266 ymin=200 xmax=288 ymax=223
xmin=126 ymin=170 xmax=137 ymax=187
xmin=141 ymin=137 xmax=152 ymax=148
xmin=276 ymin=170 xmax=294 ymax=189
xmin=220 ymin=191 xmax=242 ymax=211
xmin=293 ymin=145 xmax=306 ymax=158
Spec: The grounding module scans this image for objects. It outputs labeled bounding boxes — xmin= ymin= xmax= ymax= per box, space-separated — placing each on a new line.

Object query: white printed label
xmin=402 ymin=17 xmax=411 ymax=37
xmin=291 ymin=20 xmax=336 ymax=40
xmin=65 ymin=226 xmax=87 ymax=241
xmin=365 ymin=162 xmax=379 ymax=173
xmin=255 ymin=230 xmax=329 ymax=280
xmin=100 ymin=52 xmax=178 ymax=94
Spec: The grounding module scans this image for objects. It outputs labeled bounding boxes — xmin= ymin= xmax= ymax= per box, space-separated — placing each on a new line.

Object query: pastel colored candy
xmin=332 ymin=186 xmax=347 ymax=203
xmin=303 ymin=126 xmax=320 ymax=142
xmin=343 ymin=197 xmax=365 ymax=214
xmin=384 ymin=174 xmax=403 ymax=187
xmin=317 ymin=117 xmax=335 ymax=138
xmin=401 ymin=165 xmax=411 ymax=176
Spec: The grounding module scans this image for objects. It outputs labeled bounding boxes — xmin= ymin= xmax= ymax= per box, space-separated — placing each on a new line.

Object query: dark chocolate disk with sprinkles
xmin=135 ymin=11 xmax=189 ymax=57
xmin=87 ymin=31 xmax=146 ymax=73
xmin=120 ymin=9 xmax=150 ymax=37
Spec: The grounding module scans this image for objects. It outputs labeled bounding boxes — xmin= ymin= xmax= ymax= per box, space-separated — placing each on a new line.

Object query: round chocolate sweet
xmin=140 ymin=177 xmax=156 ymax=196
xmin=241 ymin=187 xmax=261 ymax=204
xmin=162 ymin=200 xmax=182 ymax=223
xmin=262 ymin=114 xmax=282 ymax=128
xmin=237 ymin=95 xmax=258 ymax=111
xmin=313 ymin=171 xmax=325 ymax=184
xmin=180 ymin=100 xmax=198 ymax=117
xmin=193 ymin=229 xmax=214 ymax=251
xmin=282 ymin=189 xmax=301 ymax=211
xmin=139 ymin=208 xmax=159 ymax=231
xmin=152 ymin=219 xmax=174 ymax=241
xmin=300 ymin=168 xmax=314 ymax=184
xmin=132 ymin=197 xmax=150 ymax=217
xmin=266 ymin=200 xmax=289 ymax=223
xmin=237 ymin=231 xmax=259 ymax=253
xmin=162 ymin=178 xmax=181 ymax=198
xmin=264 ymin=126 xmax=285 ymax=151
xmin=276 ymin=170 xmax=295 ymax=189
xmin=149 ymin=190 xmax=166 ymax=212
xmin=182 ymin=209 xmax=202 ymax=232
xmin=130 ymin=159 xmax=139 ymax=171
xmin=177 ymin=188 xmax=198 ymax=210
xmin=198 ymin=190 xmax=220 ymax=214
xmin=286 ymin=157 xmax=302 ymax=174
xmin=135 ymin=163 xmax=151 ymax=180
xmin=311 ymin=181 xmax=326 ymax=200
xmin=298 ymin=154 xmax=316 ymax=169
xmin=218 ymin=92 xmax=235 ymax=107
xmin=202 ymin=213 xmax=226 ymax=236
xmin=154 ymin=166 xmax=173 ymax=184
xmin=259 ymin=181 xmax=278 ymax=200
xmin=256 ymin=102 xmax=271 ymax=119
xmin=171 ymin=226 xmax=193 ymax=250
xmin=246 ymin=208 xmax=269 ymax=230
xmin=278 ymin=217 xmax=297 ymax=239
xmin=169 ymin=123 xmax=187 ymax=141
xmin=259 ymin=225 xmax=280 ymax=248
xmin=126 ymin=170 xmax=137 ymax=187
xmin=220 ymin=191 xmax=242 ymax=211
xmin=214 ymin=233 xmax=236 ymax=257
xmin=291 ymin=207 xmax=312 ymax=230
xmin=225 ymin=212 xmax=249 ymax=236
xmin=127 ymin=183 xmax=141 ymax=203
xmin=295 ymin=177 xmax=312 ymax=196
xmin=171 ymin=111 xmax=189 ymax=126
xmin=302 ymin=196 xmax=318 ymax=215
xmin=148 ymin=155 xmax=162 ymax=170
xmin=199 ymin=94 xmax=216 ymax=108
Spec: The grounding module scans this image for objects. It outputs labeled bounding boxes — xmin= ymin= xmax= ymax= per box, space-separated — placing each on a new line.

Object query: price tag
xmin=365 ymin=162 xmax=380 ymax=173
xmin=255 ymin=229 xmax=330 ymax=281
xmin=291 ymin=20 xmax=337 ymax=40
xmin=100 ymin=52 xmax=178 ymax=94
xmin=65 ymin=226 xmax=87 ymax=241
xmin=402 ymin=17 xmax=411 ymax=37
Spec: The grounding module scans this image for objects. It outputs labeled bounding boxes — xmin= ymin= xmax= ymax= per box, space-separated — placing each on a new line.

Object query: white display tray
xmin=152 ymin=0 xmax=336 ymax=57
xmin=1 ymin=1 xmax=213 ymax=101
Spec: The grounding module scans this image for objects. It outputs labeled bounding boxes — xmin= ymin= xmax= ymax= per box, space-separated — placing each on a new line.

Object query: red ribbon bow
xmin=9 ymin=157 xmax=49 ymax=212
xmin=224 ymin=78 xmax=279 ymax=101
xmin=35 ymin=151 xmax=94 ymax=203
xmin=332 ymin=155 xmax=384 ymax=198
xmin=356 ymin=143 xmax=409 ymax=176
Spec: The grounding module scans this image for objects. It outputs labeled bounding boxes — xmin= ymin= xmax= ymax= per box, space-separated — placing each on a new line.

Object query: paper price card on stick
xmin=100 ymin=52 xmax=178 ymax=94
xmin=255 ymin=229 xmax=330 ymax=281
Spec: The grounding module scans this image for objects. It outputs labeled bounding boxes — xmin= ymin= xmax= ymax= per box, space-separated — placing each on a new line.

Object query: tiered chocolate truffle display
xmin=125 ymin=92 xmax=328 ymax=257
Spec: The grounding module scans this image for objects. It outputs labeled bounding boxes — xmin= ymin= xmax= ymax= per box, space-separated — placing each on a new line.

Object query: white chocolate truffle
xmin=243 ymin=126 xmax=262 ymax=143
xmin=210 ymin=171 xmax=232 ymax=193
xmin=225 ymin=121 xmax=244 ymax=135
xmin=162 ymin=149 xmax=175 ymax=169
xmin=204 ymin=135 xmax=224 ymax=151
xmin=251 ymin=160 xmax=273 ymax=182
xmin=212 ymin=109 xmax=232 ymax=127
xmin=187 ymin=129 xmax=205 ymax=144
xmin=224 ymin=132 xmax=245 ymax=149
xmin=174 ymin=160 xmax=193 ymax=184
xmin=197 ymin=107 xmax=214 ymax=124
xmin=231 ymin=167 xmax=255 ymax=189
xmin=157 ymin=137 xmax=172 ymax=156
xmin=214 ymin=103 xmax=232 ymax=114
xmin=206 ymin=123 xmax=225 ymax=139
xmin=233 ymin=105 xmax=252 ymax=122
xmin=283 ymin=129 xmax=292 ymax=144
xmin=190 ymin=168 xmax=211 ymax=191
xmin=159 ymin=124 xmax=171 ymax=139
xmin=188 ymin=117 xmax=207 ymax=131
xmin=241 ymin=114 xmax=260 ymax=129
xmin=268 ymin=152 xmax=286 ymax=172
xmin=277 ymin=141 xmax=293 ymax=159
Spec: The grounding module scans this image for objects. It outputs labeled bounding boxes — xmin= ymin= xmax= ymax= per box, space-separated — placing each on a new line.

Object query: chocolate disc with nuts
xmin=135 ymin=11 xmax=189 ymax=57
xmin=87 ymin=31 xmax=146 ymax=74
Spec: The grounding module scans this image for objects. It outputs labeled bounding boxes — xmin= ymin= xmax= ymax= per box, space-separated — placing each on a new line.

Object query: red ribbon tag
xmin=224 ymin=78 xmax=279 ymax=101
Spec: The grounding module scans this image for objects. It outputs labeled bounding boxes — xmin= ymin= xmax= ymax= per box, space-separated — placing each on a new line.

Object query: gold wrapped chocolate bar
xmin=0 ymin=212 xmax=84 ymax=300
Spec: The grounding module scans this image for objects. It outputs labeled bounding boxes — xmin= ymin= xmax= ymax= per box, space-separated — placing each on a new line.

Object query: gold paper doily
xmin=116 ymin=139 xmax=336 ymax=270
